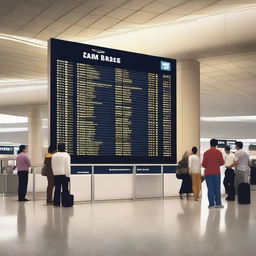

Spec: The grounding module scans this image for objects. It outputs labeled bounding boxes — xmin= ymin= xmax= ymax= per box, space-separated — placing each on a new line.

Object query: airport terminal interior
xmin=1 ymin=0 xmax=256 ymax=255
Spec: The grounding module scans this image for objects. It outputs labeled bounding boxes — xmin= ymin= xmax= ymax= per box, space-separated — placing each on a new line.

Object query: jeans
xmin=54 ymin=175 xmax=69 ymax=206
xmin=205 ymin=174 xmax=221 ymax=206
xmin=18 ymin=171 xmax=28 ymax=201
xmin=223 ymin=168 xmax=235 ymax=200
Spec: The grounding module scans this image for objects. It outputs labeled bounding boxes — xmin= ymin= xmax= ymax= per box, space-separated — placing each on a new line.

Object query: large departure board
xmin=49 ymin=39 xmax=176 ymax=164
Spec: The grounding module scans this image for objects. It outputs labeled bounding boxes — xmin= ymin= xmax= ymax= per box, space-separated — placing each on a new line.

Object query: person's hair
xmin=236 ymin=141 xmax=243 ymax=149
xmin=225 ymin=146 xmax=231 ymax=151
xmin=192 ymin=146 xmax=197 ymax=154
xmin=182 ymin=150 xmax=190 ymax=160
xmin=18 ymin=145 xmax=26 ymax=154
xmin=48 ymin=145 xmax=56 ymax=154
xmin=58 ymin=143 xmax=66 ymax=152
xmin=210 ymin=139 xmax=218 ymax=147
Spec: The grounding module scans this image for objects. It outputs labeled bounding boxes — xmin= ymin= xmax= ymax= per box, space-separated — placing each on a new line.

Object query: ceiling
xmin=1 ymin=0 xmax=256 ymax=42
xmin=0 ymin=0 xmax=255 ymax=83
xmin=200 ymin=51 xmax=256 ymax=117
xmin=0 ymin=0 xmax=256 ymax=141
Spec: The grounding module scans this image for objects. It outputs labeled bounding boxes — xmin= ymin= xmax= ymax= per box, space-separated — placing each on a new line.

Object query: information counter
xmin=0 ymin=173 xmax=18 ymax=194
xmin=70 ymin=164 xmax=178 ymax=202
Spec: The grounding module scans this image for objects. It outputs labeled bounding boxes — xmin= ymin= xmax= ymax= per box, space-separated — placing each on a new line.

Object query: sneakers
xmin=208 ymin=205 xmax=224 ymax=209
xmin=215 ymin=205 xmax=224 ymax=208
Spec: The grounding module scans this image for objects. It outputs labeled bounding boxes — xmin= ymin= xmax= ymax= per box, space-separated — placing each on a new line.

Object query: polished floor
xmin=0 ymin=193 xmax=256 ymax=256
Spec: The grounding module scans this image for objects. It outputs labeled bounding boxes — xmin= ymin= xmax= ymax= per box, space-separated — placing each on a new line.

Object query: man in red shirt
xmin=202 ymin=139 xmax=225 ymax=208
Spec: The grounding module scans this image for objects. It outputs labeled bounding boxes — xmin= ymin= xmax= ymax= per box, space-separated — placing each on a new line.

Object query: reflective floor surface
xmin=0 ymin=193 xmax=255 ymax=256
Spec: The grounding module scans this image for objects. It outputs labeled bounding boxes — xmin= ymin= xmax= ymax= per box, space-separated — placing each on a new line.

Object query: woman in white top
xmin=188 ymin=146 xmax=201 ymax=201
xmin=52 ymin=143 xmax=71 ymax=206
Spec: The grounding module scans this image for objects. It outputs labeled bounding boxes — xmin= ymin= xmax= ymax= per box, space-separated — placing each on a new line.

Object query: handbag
xmin=41 ymin=165 xmax=47 ymax=176
xmin=176 ymin=164 xmax=184 ymax=179
xmin=176 ymin=173 xmax=183 ymax=179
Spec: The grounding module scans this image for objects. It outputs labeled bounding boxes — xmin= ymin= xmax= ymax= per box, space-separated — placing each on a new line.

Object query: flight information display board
xmin=49 ymin=38 xmax=176 ymax=164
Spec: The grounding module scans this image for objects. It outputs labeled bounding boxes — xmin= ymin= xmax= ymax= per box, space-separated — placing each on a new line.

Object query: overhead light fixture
xmin=0 ymin=114 xmax=28 ymax=124
xmin=0 ymin=114 xmax=48 ymax=125
xmin=0 ymin=34 xmax=47 ymax=48
xmin=0 ymin=85 xmax=47 ymax=93
xmin=0 ymin=126 xmax=48 ymax=133
xmin=201 ymin=116 xmax=256 ymax=122
xmin=201 ymin=138 xmax=256 ymax=143
xmin=0 ymin=79 xmax=47 ymax=85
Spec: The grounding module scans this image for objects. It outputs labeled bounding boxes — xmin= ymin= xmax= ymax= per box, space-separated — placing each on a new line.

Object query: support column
xmin=28 ymin=108 xmax=43 ymax=166
xmin=177 ymin=60 xmax=200 ymax=161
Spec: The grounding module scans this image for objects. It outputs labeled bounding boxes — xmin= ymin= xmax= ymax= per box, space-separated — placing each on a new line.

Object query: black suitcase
xmin=61 ymin=182 xmax=74 ymax=207
xmin=250 ymin=167 xmax=256 ymax=185
xmin=238 ymin=183 xmax=250 ymax=204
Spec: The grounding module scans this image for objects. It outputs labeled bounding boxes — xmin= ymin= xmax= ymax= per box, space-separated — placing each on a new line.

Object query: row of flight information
xmin=50 ymin=39 xmax=176 ymax=164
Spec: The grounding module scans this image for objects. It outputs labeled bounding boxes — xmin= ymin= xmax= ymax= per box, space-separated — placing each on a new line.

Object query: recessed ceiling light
xmin=201 ymin=116 xmax=256 ymax=122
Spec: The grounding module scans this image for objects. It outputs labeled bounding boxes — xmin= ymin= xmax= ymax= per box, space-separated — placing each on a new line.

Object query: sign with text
xmin=50 ymin=38 xmax=176 ymax=164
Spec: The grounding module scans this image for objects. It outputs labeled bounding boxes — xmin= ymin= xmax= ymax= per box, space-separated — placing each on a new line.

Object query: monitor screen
xmin=49 ymin=39 xmax=176 ymax=164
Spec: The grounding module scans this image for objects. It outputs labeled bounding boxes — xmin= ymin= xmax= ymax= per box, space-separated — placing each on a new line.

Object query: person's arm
xmin=24 ymin=154 xmax=31 ymax=168
xmin=219 ymin=152 xmax=225 ymax=166
xmin=228 ymin=154 xmax=238 ymax=168
xmin=65 ymin=154 xmax=71 ymax=178
xmin=202 ymin=153 xmax=207 ymax=168
xmin=248 ymin=154 xmax=251 ymax=167
xmin=188 ymin=156 xmax=192 ymax=174
xmin=229 ymin=161 xmax=238 ymax=168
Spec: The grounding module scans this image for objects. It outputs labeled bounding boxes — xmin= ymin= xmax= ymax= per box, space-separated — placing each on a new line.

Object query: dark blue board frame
xmin=49 ymin=38 xmax=177 ymax=164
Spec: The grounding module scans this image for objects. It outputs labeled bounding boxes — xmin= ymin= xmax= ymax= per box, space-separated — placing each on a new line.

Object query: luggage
xmin=238 ymin=183 xmax=250 ymax=204
xmin=250 ymin=167 xmax=256 ymax=185
xmin=61 ymin=181 xmax=74 ymax=207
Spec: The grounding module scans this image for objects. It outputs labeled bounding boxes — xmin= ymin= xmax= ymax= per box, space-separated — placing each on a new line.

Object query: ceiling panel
xmin=142 ymin=2 xmax=174 ymax=13
xmin=0 ymin=0 xmax=255 ymax=44
xmin=107 ymin=8 xmax=136 ymax=19
xmin=200 ymin=52 xmax=256 ymax=117
xmin=125 ymin=11 xmax=158 ymax=23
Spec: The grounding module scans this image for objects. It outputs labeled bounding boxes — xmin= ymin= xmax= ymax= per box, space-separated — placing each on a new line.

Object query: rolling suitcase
xmin=238 ymin=183 xmax=250 ymax=204
xmin=61 ymin=181 xmax=74 ymax=207
xmin=250 ymin=167 xmax=256 ymax=185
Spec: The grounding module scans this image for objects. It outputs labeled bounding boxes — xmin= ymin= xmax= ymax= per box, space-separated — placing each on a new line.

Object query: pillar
xmin=177 ymin=60 xmax=200 ymax=161
xmin=28 ymin=108 xmax=43 ymax=166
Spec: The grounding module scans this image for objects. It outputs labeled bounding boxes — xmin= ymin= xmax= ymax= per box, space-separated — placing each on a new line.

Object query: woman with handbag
xmin=178 ymin=151 xmax=192 ymax=199
xmin=42 ymin=145 xmax=56 ymax=204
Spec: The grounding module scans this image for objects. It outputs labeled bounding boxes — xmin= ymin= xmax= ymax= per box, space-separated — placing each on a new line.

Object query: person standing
xmin=16 ymin=145 xmax=31 ymax=202
xmin=229 ymin=141 xmax=250 ymax=190
xmin=189 ymin=147 xmax=201 ymax=201
xmin=202 ymin=139 xmax=225 ymax=208
xmin=178 ymin=151 xmax=193 ymax=199
xmin=43 ymin=145 xmax=56 ymax=204
xmin=223 ymin=146 xmax=235 ymax=201
xmin=51 ymin=143 xmax=71 ymax=206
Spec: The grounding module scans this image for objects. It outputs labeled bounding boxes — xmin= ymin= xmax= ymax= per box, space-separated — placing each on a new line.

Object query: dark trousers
xmin=18 ymin=171 xmax=28 ymax=201
xmin=179 ymin=173 xmax=193 ymax=194
xmin=54 ymin=175 xmax=68 ymax=206
xmin=223 ymin=168 xmax=235 ymax=200
xmin=47 ymin=173 xmax=55 ymax=203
